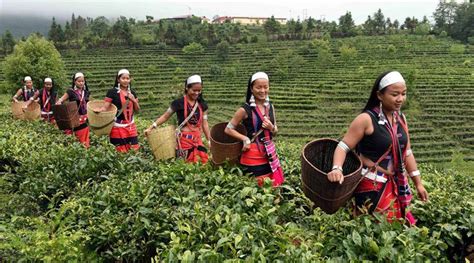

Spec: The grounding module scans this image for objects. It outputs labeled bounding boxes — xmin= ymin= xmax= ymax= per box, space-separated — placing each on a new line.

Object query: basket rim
xmin=87 ymin=100 xmax=118 ymax=114
xmin=210 ymin=122 xmax=246 ymax=146
xmin=301 ymin=138 xmax=363 ymax=177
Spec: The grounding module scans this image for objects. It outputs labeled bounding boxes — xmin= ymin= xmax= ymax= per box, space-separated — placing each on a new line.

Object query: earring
xmin=249 ymin=95 xmax=256 ymax=107
xmin=378 ymin=102 xmax=386 ymax=125
xmin=264 ymin=95 xmax=270 ymax=106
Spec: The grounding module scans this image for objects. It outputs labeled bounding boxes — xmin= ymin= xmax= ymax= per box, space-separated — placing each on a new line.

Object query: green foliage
xmin=270 ymin=49 xmax=306 ymax=80
xmin=414 ymin=23 xmax=431 ymax=35
xmin=209 ymin=64 xmax=223 ymax=80
xmin=387 ymin=44 xmax=397 ymax=53
xmin=3 ymin=35 xmax=67 ymax=92
xmin=216 ymin=40 xmax=230 ymax=60
xmin=1 ymin=30 xmax=16 ymax=55
xmin=182 ymin=42 xmax=204 ymax=55
xmin=338 ymin=44 xmax=358 ymax=60
xmin=449 ymin=44 xmax=465 ymax=54
xmin=0 ymin=115 xmax=473 ymax=261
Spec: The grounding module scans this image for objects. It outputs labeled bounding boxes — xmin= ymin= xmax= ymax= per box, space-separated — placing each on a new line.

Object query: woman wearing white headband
xmin=32 ymin=77 xmax=57 ymax=123
xmin=144 ymin=74 xmax=210 ymax=164
xmin=97 ymin=69 xmax=140 ymax=152
xmin=224 ymin=72 xmax=284 ymax=187
xmin=56 ymin=72 xmax=91 ymax=148
xmin=327 ymin=71 xmax=428 ymax=225
xmin=12 ymin=76 xmax=39 ymax=108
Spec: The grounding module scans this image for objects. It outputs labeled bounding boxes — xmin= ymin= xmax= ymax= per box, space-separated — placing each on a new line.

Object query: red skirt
xmin=240 ymin=142 xmax=284 ymax=187
xmin=64 ymin=115 xmax=90 ymax=148
xmin=178 ymin=130 xmax=208 ymax=164
xmin=355 ymin=175 xmax=416 ymax=225
xmin=109 ymin=121 xmax=139 ymax=153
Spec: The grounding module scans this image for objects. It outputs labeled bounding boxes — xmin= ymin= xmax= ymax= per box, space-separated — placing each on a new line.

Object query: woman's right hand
xmin=144 ymin=127 xmax=153 ymax=137
xmin=242 ymin=137 xmax=251 ymax=152
xmin=327 ymin=169 xmax=344 ymax=184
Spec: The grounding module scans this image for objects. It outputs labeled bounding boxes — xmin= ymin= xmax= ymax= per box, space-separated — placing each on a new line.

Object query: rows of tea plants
xmin=0 ymin=104 xmax=473 ymax=261
xmin=49 ymin=35 xmax=473 ymax=163
xmin=0 ymin=35 xmax=472 ymax=163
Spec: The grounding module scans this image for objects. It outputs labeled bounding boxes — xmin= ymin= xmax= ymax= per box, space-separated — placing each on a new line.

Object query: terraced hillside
xmin=2 ymin=35 xmax=473 ymax=162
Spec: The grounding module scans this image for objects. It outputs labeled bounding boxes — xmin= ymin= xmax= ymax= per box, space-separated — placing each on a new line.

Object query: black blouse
xmin=171 ymin=97 xmax=208 ymax=125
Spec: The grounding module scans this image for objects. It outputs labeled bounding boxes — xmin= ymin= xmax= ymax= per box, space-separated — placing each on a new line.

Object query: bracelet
xmin=332 ymin=165 xmax=343 ymax=173
xmin=152 ymin=122 xmax=157 ymax=128
xmin=337 ymin=141 xmax=350 ymax=153
xmin=409 ymin=170 xmax=420 ymax=177
xmin=243 ymin=137 xmax=251 ymax=146
xmin=406 ymin=149 xmax=413 ymax=157
xmin=226 ymin=122 xmax=235 ymax=129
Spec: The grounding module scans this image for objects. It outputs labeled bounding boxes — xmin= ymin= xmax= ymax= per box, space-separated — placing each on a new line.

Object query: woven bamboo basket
xmin=147 ymin=125 xmax=177 ymax=160
xmin=11 ymin=101 xmax=26 ymax=120
xmin=87 ymin=100 xmax=118 ymax=136
xmin=23 ymin=101 xmax=41 ymax=121
xmin=53 ymin=101 xmax=80 ymax=130
xmin=210 ymin=122 xmax=247 ymax=166
xmin=301 ymin=138 xmax=363 ymax=214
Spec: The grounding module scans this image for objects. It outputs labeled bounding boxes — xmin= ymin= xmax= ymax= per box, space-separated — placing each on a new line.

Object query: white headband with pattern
xmin=118 ymin=69 xmax=130 ymax=76
xmin=24 ymin=76 xmax=32 ymax=81
xmin=74 ymin=72 xmax=84 ymax=80
xmin=186 ymin=75 xmax=202 ymax=85
xmin=379 ymin=71 xmax=405 ymax=90
xmin=251 ymin=72 xmax=269 ymax=83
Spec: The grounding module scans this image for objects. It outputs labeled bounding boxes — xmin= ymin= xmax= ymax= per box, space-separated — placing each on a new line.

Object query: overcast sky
xmin=0 ymin=0 xmax=448 ymax=24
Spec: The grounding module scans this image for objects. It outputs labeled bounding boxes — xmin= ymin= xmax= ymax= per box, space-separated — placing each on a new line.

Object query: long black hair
xmin=184 ymin=77 xmax=206 ymax=104
xmin=362 ymin=71 xmax=391 ymax=112
xmin=70 ymin=73 xmax=89 ymax=91
xmin=245 ymin=76 xmax=253 ymax=104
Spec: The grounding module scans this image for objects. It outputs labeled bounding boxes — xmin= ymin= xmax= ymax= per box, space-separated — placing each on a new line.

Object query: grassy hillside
xmin=0 ymin=35 xmax=473 ymax=163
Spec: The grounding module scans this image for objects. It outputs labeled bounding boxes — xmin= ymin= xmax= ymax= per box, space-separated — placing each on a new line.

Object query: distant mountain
xmin=0 ymin=14 xmax=66 ymax=38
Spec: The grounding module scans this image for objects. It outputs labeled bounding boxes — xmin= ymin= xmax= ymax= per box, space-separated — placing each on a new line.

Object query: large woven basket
xmin=210 ymin=122 xmax=247 ymax=166
xmin=147 ymin=125 xmax=177 ymax=160
xmin=87 ymin=100 xmax=118 ymax=136
xmin=11 ymin=101 xmax=26 ymax=120
xmin=301 ymin=138 xmax=363 ymax=214
xmin=23 ymin=102 xmax=41 ymax=121
xmin=53 ymin=101 xmax=80 ymax=130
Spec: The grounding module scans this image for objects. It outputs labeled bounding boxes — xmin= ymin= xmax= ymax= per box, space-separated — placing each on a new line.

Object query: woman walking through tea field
xmin=327 ymin=71 xmax=428 ymax=224
xmin=225 ymin=72 xmax=284 ymax=187
xmin=144 ymin=74 xmax=210 ymax=163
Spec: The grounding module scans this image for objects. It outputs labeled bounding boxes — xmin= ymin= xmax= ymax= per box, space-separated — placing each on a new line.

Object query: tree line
xmin=0 ymin=1 xmax=472 ymax=54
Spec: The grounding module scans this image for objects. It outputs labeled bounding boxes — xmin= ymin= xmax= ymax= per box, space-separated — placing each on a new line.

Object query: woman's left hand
xmin=262 ymin=117 xmax=274 ymax=131
xmin=416 ymin=183 xmax=428 ymax=202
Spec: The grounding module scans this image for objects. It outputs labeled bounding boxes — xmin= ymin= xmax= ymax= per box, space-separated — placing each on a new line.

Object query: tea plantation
xmin=0 ymin=35 xmax=473 ymax=261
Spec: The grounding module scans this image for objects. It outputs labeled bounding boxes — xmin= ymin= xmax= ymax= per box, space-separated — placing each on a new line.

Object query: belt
xmin=362 ymin=167 xmax=388 ymax=183
xmin=114 ymin=118 xmax=134 ymax=128
xmin=41 ymin=111 xmax=53 ymax=115
xmin=180 ymin=133 xmax=196 ymax=140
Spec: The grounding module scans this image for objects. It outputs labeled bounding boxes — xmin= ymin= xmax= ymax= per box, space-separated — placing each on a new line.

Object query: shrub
xmin=182 ymin=42 xmax=204 ymax=55
xmin=3 ymin=35 xmax=67 ymax=91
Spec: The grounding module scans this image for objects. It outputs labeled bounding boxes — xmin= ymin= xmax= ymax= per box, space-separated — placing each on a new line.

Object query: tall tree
xmin=2 ymin=30 xmax=16 ymax=55
xmin=338 ymin=11 xmax=356 ymax=37
xmin=433 ymin=0 xmax=458 ymax=33
xmin=373 ymin=9 xmax=386 ymax=34
xmin=263 ymin=16 xmax=281 ymax=39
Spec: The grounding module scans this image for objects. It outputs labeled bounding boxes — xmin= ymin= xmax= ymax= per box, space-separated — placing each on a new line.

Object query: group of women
xmin=12 ymin=70 xmax=428 ymax=225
